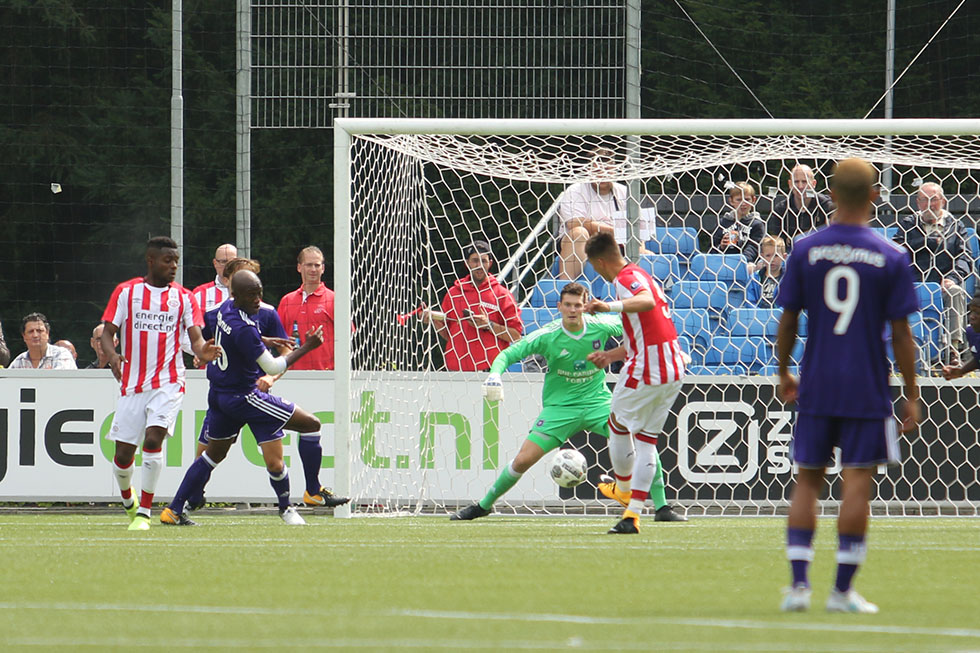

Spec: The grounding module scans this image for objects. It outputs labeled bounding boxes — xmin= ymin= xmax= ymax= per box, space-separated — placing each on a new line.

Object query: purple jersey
xmin=206 ymin=301 xmax=270 ymax=393
xmin=202 ymin=300 xmax=286 ymax=342
xmin=966 ymin=326 xmax=980 ymax=360
xmin=777 ymin=224 xmax=918 ymax=418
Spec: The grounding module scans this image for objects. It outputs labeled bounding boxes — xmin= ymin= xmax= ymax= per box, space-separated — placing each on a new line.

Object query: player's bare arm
xmin=587 ymin=346 xmax=626 ymax=368
xmin=891 ymin=317 xmax=921 ymax=433
xmin=100 ymin=320 xmax=125 ymax=381
xmin=188 ymin=325 xmax=221 ymax=363
xmin=585 ymin=289 xmax=654 ymax=314
xmin=775 ymin=309 xmax=799 ymax=404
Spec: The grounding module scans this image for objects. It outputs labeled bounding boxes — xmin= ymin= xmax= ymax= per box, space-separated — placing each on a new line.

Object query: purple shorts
xmin=791 ymin=414 xmax=900 ymax=468
xmin=206 ymin=390 xmax=296 ymax=445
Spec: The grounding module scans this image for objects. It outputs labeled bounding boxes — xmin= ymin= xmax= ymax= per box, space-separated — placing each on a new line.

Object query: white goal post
xmin=332 ymin=118 xmax=980 ymax=518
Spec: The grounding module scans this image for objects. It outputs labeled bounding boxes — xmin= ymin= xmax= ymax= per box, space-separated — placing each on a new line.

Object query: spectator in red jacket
xmin=423 ymin=240 xmax=523 ymax=371
xmin=277 ymin=246 xmax=338 ymax=370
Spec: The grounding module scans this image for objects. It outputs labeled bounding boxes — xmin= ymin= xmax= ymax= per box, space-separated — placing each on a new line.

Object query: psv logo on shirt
xmin=167 ymin=297 xmax=180 ymax=310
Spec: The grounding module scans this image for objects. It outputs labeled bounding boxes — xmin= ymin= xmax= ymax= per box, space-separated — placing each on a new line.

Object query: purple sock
xmin=297 ymin=435 xmax=323 ymax=494
xmin=787 ymin=527 xmax=815 ymax=588
xmin=835 ymin=534 xmax=866 ymax=593
xmin=269 ymin=468 xmax=291 ymax=511
xmin=169 ymin=456 xmax=215 ymax=513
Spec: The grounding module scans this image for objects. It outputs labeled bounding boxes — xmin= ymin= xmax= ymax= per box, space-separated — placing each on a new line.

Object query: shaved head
xmin=830 ymin=158 xmax=877 ymax=210
xmin=231 ymin=269 xmax=261 ymax=295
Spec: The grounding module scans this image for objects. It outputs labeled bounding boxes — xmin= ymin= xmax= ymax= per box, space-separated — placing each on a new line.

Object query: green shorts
xmin=526 ymin=403 xmax=610 ymax=453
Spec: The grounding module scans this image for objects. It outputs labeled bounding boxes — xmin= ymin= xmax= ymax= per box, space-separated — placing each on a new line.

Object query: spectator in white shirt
xmin=8 ymin=312 xmax=77 ymax=370
xmin=557 ymin=148 xmax=651 ymax=280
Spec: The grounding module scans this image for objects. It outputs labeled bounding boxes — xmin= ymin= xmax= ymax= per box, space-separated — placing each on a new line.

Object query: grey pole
xmin=883 ymin=0 xmax=896 ymax=196
xmin=236 ymin=0 xmax=252 ymax=257
xmin=171 ymin=0 xmax=184 ymax=282
xmin=625 ymin=0 xmax=642 ymax=260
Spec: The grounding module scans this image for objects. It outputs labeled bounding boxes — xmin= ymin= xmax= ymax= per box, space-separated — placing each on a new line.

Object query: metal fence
xmin=252 ymin=1 xmax=629 ymax=127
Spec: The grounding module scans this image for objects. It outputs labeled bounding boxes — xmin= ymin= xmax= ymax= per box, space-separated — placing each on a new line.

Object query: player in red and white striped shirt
xmin=100 ymin=236 xmax=220 ymax=531
xmin=191 ymin=243 xmax=237 ymax=312
xmin=585 ymin=232 xmax=687 ymax=533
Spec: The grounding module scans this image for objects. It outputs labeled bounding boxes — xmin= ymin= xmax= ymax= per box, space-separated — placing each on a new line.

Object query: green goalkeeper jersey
xmin=489 ymin=314 xmax=623 ymax=408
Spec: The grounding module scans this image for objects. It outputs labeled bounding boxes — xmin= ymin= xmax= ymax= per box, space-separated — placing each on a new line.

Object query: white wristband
xmin=607 ymin=301 xmax=624 ymax=313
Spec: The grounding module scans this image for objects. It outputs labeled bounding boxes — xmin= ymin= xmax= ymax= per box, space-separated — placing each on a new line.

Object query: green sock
xmin=649 ymin=448 xmax=667 ymax=510
xmin=478 ymin=464 xmax=523 ymax=510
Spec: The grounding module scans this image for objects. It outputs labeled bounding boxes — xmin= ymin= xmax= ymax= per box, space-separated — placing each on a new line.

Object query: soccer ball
xmin=549 ymin=449 xmax=588 ymax=488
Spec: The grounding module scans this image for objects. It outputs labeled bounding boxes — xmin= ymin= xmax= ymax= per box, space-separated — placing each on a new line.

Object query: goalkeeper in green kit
xmin=450 ymin=281 xmax=686 ymax=521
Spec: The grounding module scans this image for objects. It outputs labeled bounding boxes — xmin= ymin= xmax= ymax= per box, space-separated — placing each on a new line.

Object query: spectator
xmin=87 ymin=323 xmax=117 ymax=369
xmin=556 ymin=148 xmax=652 ymax=280
xmin=277 ymin=246 xmax=339 ymax=370
xmin=0 ymin=320 xmax=10 ymax=367
xmin=894 ymin=182 xmax=972 ymax=364
xmin=55 ymin=339 xmax=78 ymax=362
xmin=193 ymin=243 xmax=237 ymax=313
xmin=746 ymin=235 xmax=787 ymax=308
xmin=712 ymin=181 xmax=767 ymax=269
xmin=423 ymin=240 xmax=522 ymax=371
xmin=8 ymin=312 xmax=76 ymax=370
xmin=770 ymin=164 xmax=835 ymax=249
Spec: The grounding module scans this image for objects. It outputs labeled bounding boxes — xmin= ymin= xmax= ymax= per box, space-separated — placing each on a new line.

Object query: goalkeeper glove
xmin=483 ymin=373 xmax=503 ymax=401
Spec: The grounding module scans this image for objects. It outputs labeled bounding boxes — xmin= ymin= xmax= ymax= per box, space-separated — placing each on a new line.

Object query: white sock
xmin=112 ymin=458 xmax=135 ymax=507
xmin=628 ymin=436 xmax=659 ymax=514
xmin=607 ymin=417 xmax=634 ymax=494
xmin=138 ymin=447 xmax=164 ymax=517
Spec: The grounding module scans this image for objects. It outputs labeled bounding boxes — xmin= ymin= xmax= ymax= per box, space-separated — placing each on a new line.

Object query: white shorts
xmin=106 ymin=385 xmax=184 ymax=446
xmin=610 ymin=377 xmax=683 ymax=438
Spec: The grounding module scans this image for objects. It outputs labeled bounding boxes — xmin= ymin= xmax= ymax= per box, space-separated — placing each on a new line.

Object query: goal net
xmin=333 ymin=119 xmax=980 ymax=518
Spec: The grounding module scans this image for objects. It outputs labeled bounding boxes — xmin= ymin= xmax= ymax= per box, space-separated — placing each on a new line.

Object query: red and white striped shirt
xmin=102 ymin=278 xmax=204 ymax=396
xmin=614 ymin=263 xmax=686 ymax=387
xmin=192 ymin=277 xmax=230 ymax=313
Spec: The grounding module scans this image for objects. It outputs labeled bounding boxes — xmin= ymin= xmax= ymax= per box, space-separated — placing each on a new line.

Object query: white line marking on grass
xmin=395 ymin=609 xmax=980 ymax=640
xmin=0 ymin=601 xmax=294 ymax=616
xmin=0 ymin=636 xmax=936 ymax=652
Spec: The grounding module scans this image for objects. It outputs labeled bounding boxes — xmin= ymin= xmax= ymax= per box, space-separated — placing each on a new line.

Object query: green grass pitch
xmin=0 ymin=512 xmax=977 ymax=651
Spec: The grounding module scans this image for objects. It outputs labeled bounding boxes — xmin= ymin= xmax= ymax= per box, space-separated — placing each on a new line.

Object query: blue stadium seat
xmin=637 ymin=254 xmax=681 ymax=290
xmin=791 ymin=339 xmax=806 ymax=365
xmin=671 ymin=307 xmax=719 ymax=350
xmin=703 ymin=336 xmax=772 ymax=372
xmin=522 ymin=306 xmax=558 ymax=333
xmin=797 ymin=311 xmax=808 ymax=336
xmin=728 ymin=307 xmax=780 ymax=338
xmin=670 ymin=281 xmax=730 ymax=313
xmin=645 ymin=227 xmax=698 ymax=257
xmin=964 ymin=227 xmax=979 ymax=297
xmin=528 ymin=279 xmax=567 ymax=308
xmin=914 ymin=282 xmax=943 ymax=323
xmin=885 ymin=226 xmax=899 ymax=241
xmin=686 ymin=253 xmax=750 ymax=286
xmin=507 ymin=361 xmax=522 ymax=373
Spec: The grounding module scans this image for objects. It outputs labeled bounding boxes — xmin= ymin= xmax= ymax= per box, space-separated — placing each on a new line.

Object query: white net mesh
xmin=342 ymin=123 xmax=980 ymax=517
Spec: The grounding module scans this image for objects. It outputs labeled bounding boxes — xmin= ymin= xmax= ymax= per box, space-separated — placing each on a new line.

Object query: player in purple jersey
xmin=943 ymin=296 xmax=980 ymax=380
xmin=174 ymin=259 xmax=349 ymax=517
xmin=775 ymin=158 xmax=920 ymax=614
xmin=161 ymin=270 xmax=332 ymax=526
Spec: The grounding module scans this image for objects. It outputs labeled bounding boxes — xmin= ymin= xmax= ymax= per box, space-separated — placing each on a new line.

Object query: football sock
xmin=297 ymin=432 xmax=324 ymax=494
xmin=137 ymin=447 xmax=163 ymax=518
xmin=786 ymin=527 xmax=815 ymax=588
xmin=269 ymin=467 xmax=291 ymax=511
xmin=648 ymin=448 xmax=667 ymax=510
xmin=607 ymin=418 xmax=634 ymax=493
xmin=169 ymin=454 xmax=217 ymax=513
xmin=629 ymin=434 xmax=658 ymax=514
xmin=112 ymin=456 xmax=135 ymax=507
xmin=835 ymin=533 xmax=866 ymax=593
xmin=478 ymin=461 xmax=523 ymax=510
